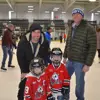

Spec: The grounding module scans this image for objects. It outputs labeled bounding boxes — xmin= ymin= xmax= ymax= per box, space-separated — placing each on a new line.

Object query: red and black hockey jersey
xmin=24 ymin=72 xmax=51 ymax=100
xmin=45 ymin=63 xmax=70 ymax=93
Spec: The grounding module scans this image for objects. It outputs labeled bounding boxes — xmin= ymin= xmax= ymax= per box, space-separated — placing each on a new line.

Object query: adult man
xmin=17 ymin=23 xmax=50 ymax=100
xmin=45 ymin=27 xmax=52 ymax=44
xmin=59 ymin=32 xmax=63 ymax=43
xmin=17 ymin=23 xmax=49 ymax=79
xmin=63 ymin=8 xmax=96 ymax=100
xmin=1 ymin=24 xmax=15 ymax=71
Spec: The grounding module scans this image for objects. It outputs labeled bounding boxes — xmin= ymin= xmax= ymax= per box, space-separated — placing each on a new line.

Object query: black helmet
xmin=51 ymin=48 xmax=62 ymax=56
xmin=29 ymin=57 xmax=45 ymax=76
xmin=51 ymin=48 xmax=62 ymax=67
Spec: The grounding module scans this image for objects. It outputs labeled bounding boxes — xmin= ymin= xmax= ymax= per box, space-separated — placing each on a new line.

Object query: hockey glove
xmin=47 ymin=94 xmax=54 ymax=100
xmin=61 ymin=86 xmax=69 ymax=96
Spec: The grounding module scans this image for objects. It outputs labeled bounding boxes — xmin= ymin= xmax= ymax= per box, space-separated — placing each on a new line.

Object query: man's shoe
xmin=1 ymin=67 xmax=7 ymax=71
xmin=8 ymin=65 xmax=15 ymax=68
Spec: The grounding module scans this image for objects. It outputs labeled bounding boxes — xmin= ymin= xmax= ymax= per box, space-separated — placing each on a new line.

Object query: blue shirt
xmin=45 ymin=32 xmax=51 ymax=44
xmin=72 ymin=23 xmax=77 ymax=38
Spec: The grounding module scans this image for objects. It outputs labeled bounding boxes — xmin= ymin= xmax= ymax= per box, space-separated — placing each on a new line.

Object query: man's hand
xmin=21 ymin=73 xmax=28 ymax=79
xmin=82 ymin=65 xmax=90 ymax=73
xmin=13 ymin=43 xmax=17 ymax=49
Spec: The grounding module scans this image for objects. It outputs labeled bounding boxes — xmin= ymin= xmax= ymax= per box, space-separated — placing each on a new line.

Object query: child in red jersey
xmin=24 ymin=57 xmax=54 ymax=100
xmin=46 ymin=48 xmax=70 ymax=100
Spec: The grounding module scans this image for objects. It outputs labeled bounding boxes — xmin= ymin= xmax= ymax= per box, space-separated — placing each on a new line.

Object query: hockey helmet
xmin=50 ymin=48 xmax=62 ymax=67
xmin=29 ymin=57 xmax=45 ymax=76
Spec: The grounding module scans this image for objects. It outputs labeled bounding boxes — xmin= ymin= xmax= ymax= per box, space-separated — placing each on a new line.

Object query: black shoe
xmin=8 ymin=65 xmax=15 ymax=68
xmin=1 ymin=67 xmax=7 ymax=71
xmin=99 ymin=58 xmax=100 ymax=63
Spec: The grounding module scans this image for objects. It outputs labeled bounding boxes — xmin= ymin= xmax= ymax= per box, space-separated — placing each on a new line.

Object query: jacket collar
xmin=25 ymin=72 xmax=45 ymax=79
xmin=70 ymin=19 xmax=87 ymax=26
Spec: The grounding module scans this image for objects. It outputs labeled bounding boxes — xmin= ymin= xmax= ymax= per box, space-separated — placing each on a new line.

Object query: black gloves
xmin=61 ymin=86 xmax=69 ymax=96
xmin=47 ymin=94 xmax=54 ymax=100
xmin=61 ymin=86 xmax=70 ymax=100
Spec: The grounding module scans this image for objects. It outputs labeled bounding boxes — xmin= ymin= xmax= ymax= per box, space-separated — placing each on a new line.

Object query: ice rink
xmin=0 ymin=41 xmax=100 ymax=100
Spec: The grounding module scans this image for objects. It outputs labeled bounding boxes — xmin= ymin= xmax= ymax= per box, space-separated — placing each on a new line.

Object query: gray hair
xmin=8 ymin=24 xmax=14 ymax=28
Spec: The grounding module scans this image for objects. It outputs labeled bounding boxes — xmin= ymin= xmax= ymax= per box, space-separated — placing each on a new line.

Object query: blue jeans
xmin=53 ymin=95 xmax=64 ymax=100
xmin=1 ymin=46 xmax=13 ymax=67
xmin=66 ymin=60 xmax=85 ymax=100
xmin=57 ymin=95 xmax=64 ymax=100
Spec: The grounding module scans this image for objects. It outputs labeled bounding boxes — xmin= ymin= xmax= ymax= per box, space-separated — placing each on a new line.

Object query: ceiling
xmin=0 ymin=0 xmax=100 ymax=15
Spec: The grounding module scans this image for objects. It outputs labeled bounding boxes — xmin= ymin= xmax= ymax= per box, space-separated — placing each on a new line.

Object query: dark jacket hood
xmin=29 ymin=23 xmax=42 ymax=33
xmin=25 ymin=32 xmax=45 ymax=44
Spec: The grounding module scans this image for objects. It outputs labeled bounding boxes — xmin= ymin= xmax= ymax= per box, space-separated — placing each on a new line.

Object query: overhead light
xmin=9 ymin=11 xmax=14 ymax=19
xmin=89 ymin=0 xmax=96 ymax=2
xmin=45 ymin=11 xmax=50 ymax=13
xmin=28 ymin=6 xmax=33 ymax=8
xmin=53 ymin=9 xmax=59 ymax=11
xmin=53 ymin=8 xmax=59 ymax=10
xmin=53 ymin=9 xmax=58 ymax=11
xmin=28 ymin=9 xmax=34 ymax=11
xmin=91 ymin=13 xmax=94 ymax=21
xmin=51 ymin=12 xmax=54 ymax=20
xmin=54 ymin=7 xmax=59 ymax=9
xmin=97 ymin=11 xmax=100 ymax=13
xmin=95 ymin=13 xmax=99 ymax=15
xmin=10 ymin=11 xmax=14 ymax=13
xmin=28 ymin=11 xmax=32 ymax=13
xmin=53 ymin=7 xmax=59 ymax=11
xmin=62 ymin=12 xmax=66 ymax=14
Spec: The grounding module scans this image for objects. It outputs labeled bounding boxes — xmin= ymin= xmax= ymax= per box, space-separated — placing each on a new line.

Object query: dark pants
xmin=64 ymin=38 xmax=66 ymax=43
xmin=57 ymin=95 xmax=64 ymax=100
xmin=18 ymin=78 xmax=27 ymax=100
xmin=97 ymin=49 xmax=100 ymax=58
xmin=60 ymin=36 xmax=62 ymax=43
xmin=1 ymin=46 xmax=13 ymax=67
xmin=66 ymin=60 xmax=85 ymax=100
xmin=53 ymin=94 xmax=64 ymax=100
